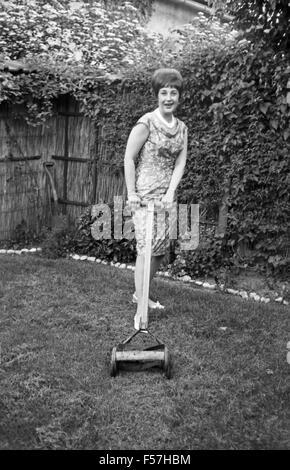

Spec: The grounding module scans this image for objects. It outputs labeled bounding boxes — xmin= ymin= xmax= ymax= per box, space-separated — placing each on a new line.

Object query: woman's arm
xmin=124 ymin=123 xmax=149 ymax=196
xmin=162 ymin=127 xmax=188 ymax=204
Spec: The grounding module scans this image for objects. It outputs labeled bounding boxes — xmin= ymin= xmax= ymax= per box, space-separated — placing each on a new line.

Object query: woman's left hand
xmin=161 ymin=190 xmax=175 ymax=209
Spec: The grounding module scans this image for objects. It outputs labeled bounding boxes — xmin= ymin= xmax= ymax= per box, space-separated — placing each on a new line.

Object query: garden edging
xmin=1 ymin=247 xmax=289 ymax=308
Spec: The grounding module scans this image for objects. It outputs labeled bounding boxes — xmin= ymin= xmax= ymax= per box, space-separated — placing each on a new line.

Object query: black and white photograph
xmin=0 ymin=0 xmax=289 ymax=454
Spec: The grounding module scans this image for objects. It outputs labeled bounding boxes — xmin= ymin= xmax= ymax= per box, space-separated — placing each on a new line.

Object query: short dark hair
xmin=152 ymin=68 xmax=183 ymax=97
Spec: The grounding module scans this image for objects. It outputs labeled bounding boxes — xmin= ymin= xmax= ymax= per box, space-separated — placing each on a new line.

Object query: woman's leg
xmin=134 ymin=253 xmax=165 ymax=315
xmin=134 ymin=253 xmax=145 ymax=305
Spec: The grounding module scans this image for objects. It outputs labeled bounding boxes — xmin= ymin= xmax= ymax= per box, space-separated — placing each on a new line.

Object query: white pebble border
xmin=0 ymin=247 xmax=289 ymax=307
xmin=0 ymin=247 xmax=41 ymax=255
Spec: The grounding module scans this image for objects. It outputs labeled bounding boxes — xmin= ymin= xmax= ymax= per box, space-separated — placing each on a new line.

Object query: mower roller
xmin=110 ymin=200 xmax=172 ymax=379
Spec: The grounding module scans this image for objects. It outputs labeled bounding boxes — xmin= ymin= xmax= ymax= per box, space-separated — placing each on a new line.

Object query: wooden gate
xmin=51 ymin=95 xmax=127 ymax=221
xmin=0 ymin=94 xmax=127 ymax=241
xmin=50 ymin=95 xmax=97 ymax=222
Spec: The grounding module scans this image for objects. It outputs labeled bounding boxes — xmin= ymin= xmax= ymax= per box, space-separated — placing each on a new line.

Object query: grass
xmin=0 ymin=254 xmax=289 ymax=450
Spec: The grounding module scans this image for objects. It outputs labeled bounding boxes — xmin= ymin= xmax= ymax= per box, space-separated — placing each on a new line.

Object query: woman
xmin=124 ymin=68 xmax=188 ymax=329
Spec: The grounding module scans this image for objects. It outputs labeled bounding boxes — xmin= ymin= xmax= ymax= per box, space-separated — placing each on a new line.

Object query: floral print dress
xmin=132 ymin=110 xmax=187 ymax=256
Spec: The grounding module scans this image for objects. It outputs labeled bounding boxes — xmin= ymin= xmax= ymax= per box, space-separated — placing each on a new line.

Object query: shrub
xmin=70 ymin=206 xmax=137 ymax=263
xmin=40 ymin=215 xmax=76 ymax=259
xmin=171 ymin=235 xmax=234 ymax=278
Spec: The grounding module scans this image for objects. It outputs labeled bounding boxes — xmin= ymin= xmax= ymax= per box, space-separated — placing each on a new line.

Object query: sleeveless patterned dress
xmin=132 ymin=110 xmax=187 ymax=256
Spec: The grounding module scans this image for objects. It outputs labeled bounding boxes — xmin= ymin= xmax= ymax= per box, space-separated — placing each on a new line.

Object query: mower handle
xmin=126 ymin=198 xmax=163 ymax=210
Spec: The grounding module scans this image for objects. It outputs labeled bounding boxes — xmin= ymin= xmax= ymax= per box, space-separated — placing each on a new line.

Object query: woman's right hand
xmin=127 ymin=192 xmax=141 ymax=211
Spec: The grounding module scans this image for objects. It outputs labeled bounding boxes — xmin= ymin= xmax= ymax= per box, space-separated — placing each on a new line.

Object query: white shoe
xmin=132 ymin=293 xmax=165 ymax=310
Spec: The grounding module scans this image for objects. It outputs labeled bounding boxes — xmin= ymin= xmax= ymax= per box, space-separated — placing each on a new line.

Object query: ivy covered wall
xmin=0 ymin=4 xmax=289 ymax=275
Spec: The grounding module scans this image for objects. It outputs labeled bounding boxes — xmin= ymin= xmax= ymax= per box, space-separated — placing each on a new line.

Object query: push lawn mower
xmin=110 ymin=200 xmax=172 ymax=378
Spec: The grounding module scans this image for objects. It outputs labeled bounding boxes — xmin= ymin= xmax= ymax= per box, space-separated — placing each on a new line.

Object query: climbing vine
xmin=0 ymin=0 xmax=161 ymax=68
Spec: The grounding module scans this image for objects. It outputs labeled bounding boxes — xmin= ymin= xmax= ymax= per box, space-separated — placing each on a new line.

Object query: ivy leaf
xmin=259 ymin=102 xmax=271 ymax=114
xmin=270 ymin=119 xmax=278 ymax=130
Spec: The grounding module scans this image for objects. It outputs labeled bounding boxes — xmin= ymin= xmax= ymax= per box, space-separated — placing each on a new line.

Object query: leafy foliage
xmin=172 ymin=235 xmax=234 ymax=278
xmin=112 ymin=0 xmax=155 ymax=20
xmin=69 ymin=206 xmax=137 ymax=262
xmin=175 ymin=24 xmax=290 ymax=276
xmin=0 ymin=0 xmax=160 ymax=69
xmin=209 ymin=0 xmax=290 ymax=51
xmin=1 ymin=219 xmax=43 ymax=249
xmin=40 ymin=215 xmax=76 ymax=258
xmin=0 ymin=5 xmax=289 ymax=276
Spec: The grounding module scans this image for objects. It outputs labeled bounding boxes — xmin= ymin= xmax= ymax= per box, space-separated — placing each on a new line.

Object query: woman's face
xmin=158 ymin=86 xmax=179 ymax=116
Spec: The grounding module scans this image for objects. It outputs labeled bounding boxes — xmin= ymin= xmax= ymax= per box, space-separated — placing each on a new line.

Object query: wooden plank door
xmin=52 ymin=95 xmax=97 ymax=222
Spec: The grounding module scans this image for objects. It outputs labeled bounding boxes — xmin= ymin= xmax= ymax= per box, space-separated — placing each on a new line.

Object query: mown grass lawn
xmin=0 ymin=254 xmax=289 ymax=450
